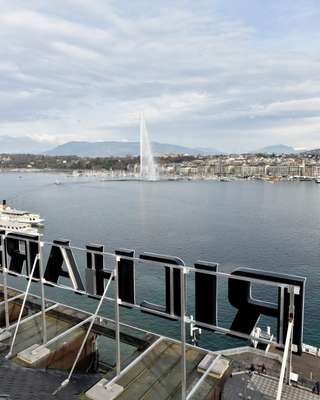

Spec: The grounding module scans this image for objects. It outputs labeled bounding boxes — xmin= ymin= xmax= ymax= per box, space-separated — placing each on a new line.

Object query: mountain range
xmin=46 ymin=141 xmax=221 ymax=156
xmin=0 ymin=135 xmax=316 ymax=156
xmin=300 ymin=148 xmax=320 ymax=155
xmin=252 ymin=144 xmax=296 ymax=154
xmin=0 ymin=136 xmax=221 ymax=156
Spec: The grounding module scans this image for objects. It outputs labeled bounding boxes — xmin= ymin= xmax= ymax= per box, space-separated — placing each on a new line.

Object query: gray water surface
xmin=1 ymin=172 xmax=319 ymax=350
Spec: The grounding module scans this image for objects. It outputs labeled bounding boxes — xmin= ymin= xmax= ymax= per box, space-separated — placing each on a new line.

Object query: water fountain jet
xmin=140 ymin=113 xmax=158 ymax=181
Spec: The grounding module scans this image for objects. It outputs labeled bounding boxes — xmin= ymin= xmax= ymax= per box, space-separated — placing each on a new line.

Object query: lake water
xmin=1 ymin=172 xmax=320 ymax=351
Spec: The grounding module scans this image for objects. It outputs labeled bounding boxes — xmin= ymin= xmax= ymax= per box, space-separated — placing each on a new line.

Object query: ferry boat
xmin=0 ymin=217 xmax=38 ymax=234
xmin=0 ymin=200 xmax=44 ymax=227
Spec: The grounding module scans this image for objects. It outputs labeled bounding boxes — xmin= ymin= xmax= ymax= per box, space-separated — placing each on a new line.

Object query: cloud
xmin=0 ymin=0 xmax=319 ymax=150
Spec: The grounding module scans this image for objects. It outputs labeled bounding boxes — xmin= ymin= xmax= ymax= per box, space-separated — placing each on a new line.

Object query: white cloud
xmin=0 ymin=0 xmax=319 ymax=150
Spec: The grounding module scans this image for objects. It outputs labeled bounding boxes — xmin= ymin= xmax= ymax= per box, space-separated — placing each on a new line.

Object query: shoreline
xmin=1 ymin=168 xmax=319 ymax=183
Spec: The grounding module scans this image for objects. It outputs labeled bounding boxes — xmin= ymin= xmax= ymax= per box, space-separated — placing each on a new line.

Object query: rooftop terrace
xmin=1 ymin=286 xmax=319 ymax=399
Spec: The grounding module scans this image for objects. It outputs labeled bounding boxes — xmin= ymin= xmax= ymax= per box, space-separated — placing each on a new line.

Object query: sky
xmin=0 ymin=0 xmax=319 ymax=152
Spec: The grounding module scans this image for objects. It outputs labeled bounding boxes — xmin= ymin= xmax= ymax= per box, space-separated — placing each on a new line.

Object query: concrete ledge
xmin=215 ymin=346 xmax=282 ymax=362
xmin=198 ymin=354 xmax=229 ymax=379
xmin=17 ymin=344 xmax=51 ymax=365
xmin=86 ymin=378 xmax=123 ymax=400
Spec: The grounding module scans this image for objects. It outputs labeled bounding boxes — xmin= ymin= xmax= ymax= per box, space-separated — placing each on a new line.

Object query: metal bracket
xmin=189 ymin=315 xmax=202 ymax=346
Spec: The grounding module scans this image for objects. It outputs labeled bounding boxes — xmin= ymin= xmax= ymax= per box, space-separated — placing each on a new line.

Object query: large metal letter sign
xmin=115 ymin=249 xmax=135 ymax=306
xmin=5 ymin=232 xmax=40 ymax=279
xmin=195 ymin=261 xmax=218 ymax=327
xmin=0 ymin=229 xmax=307 ymax=358
xmin=86 ymin=244 xmax=111 ymax=296
xmin=140 ymin=252 xmax=184 ymax=318
xmin=228 ymin=268 xmax=305 ymax=353
xmin=44 ymin=240 xmax=84 ymax=291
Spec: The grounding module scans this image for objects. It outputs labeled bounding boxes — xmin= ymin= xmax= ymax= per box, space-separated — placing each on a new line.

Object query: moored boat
xmin=0 ymin=200 xmax=44 ymax=227
xmin=0 ymin=216 xmax=38 ymax=234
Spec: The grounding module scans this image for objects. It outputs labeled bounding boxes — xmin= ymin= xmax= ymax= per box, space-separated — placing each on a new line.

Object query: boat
xmin=299 ymin=176 xmax=313 ymax=182
xmin=0 ymin=200 xmax=44 ymax=227
xmin=0 ymin=217 xmax=38 ymax=234
xmin=315 ymin=178 xmax=320 ymax=184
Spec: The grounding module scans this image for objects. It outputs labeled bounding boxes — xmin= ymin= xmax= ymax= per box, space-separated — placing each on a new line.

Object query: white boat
xmin=0 ymin=217 xmax=38 ymax=235
xmin=315 ymin=178 xmax=320 ymax=184
xmin=0 ymin=200 xmax=44 ymax=227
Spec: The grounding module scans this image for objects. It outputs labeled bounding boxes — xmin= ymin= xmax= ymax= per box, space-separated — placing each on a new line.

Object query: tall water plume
xmin=140 ymin=113 xmax=158 ymax=180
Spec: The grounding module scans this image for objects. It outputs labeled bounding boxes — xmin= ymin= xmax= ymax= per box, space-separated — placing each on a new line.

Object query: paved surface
xmin=224 ymin=373 xmax=318 ymax=400
xmin=224 ymin=373 xmax=269 ymax=400
xmin=0 ymin=358 xmax=102 ymax=400
xmin=251 ymin=374 xmax=319 ymax=400
xmin=271 ymin=348 xmax=320 ymax=382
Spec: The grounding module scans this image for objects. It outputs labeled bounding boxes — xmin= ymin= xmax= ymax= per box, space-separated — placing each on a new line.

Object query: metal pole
xmin=1 ymin=234 xmax=10 ymax=330
xmin=0 ymin=293 xmax=24 ymax=307
xmin=38 ymin=240 xmax=47 ymax=344
xmin=186 ymin=355 xmax=221 ymax=400
xmin=287 ymin=286 xmax=295 ymax=385
xmin=105 ymin=336 xmax=163 ymax=389
xmin=52 ymin=271 xmax=114 ymax=395
xmin=33 ymin=315 xmax=93 ymax=354
xmin=115 ymin=256 xmax=121 ymax=375
xmin=6 ymin=254 xmax=39 ymax=359
xmin=180 ymin=267 xmax=187 ymax=400
xmin=276 ymin=285 xmax=295 ymax=400
xmin=279 ymin=287 xmax=284 ymax=346
xmin=6 ymin=304 xmax=58 ymax=333
xmin=275 ymin=321 xmax=293 ymax=400
xmin=288 ymin=322 xmax=293 ymax=385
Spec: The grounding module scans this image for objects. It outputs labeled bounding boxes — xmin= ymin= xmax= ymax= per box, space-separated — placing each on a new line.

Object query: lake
xmin=1 ymin=172 xmax=319 ymax=351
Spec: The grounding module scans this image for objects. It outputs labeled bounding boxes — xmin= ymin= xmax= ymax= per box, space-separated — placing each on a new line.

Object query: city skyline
xmin=0 ymin=1 xmax=319 ymax=152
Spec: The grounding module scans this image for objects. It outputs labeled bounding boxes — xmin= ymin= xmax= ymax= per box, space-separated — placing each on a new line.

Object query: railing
xmin=0 ymin=232 xmax=301 ymax=399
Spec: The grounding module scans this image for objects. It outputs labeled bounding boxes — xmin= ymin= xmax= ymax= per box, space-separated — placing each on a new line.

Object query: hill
xmin=253 ymin=144 xmax=296 ymax=154
xmin=46 ymin=141 xmax=221 ymax=157
xmin=301 ymin=148 xmax=320 ymax=155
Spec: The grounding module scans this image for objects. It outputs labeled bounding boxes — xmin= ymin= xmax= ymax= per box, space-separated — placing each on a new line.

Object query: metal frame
xmin=181 ymin=267 xmax=187 ymax=399
xmin=53 ymin=270 xmax=115 ymax=395
xmin=276 ymin=321 xmax=293 ymax=400
xmin=276 ymin=285 xmax=295 ymax=400
xmin=33 ymin=314 xmax=93 ymax=355
xmin=38 ymin=239 xmax=47 ymax=345
xmin=4 ymin=304 xmax=58 ymax=335
xmin=0 ymin=234 xmax=301 ymax=400
xmin=105 ymin=336 xmax=163 ymax=390
xmin=115 ymin=256 xmax=121 ymax=375
xmin=0 ymin=293 xmax=24 ymax=307
xmin=0 ymin=236 xmax=10 ymax=330
xmin=6 ymin=253 xmax=40 ymax=359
